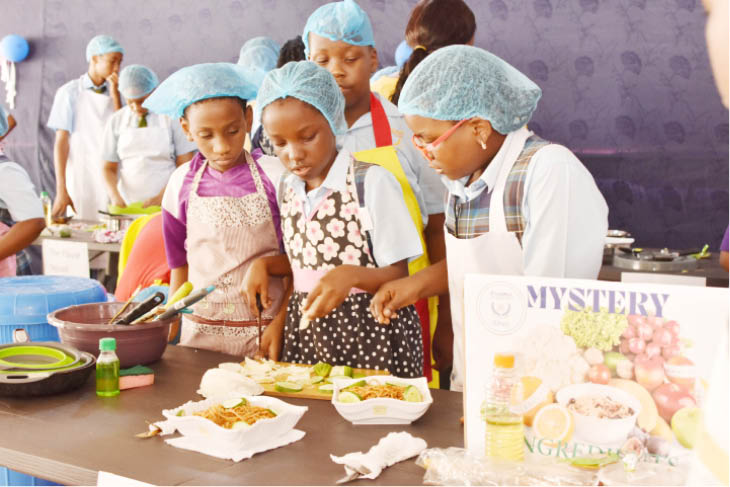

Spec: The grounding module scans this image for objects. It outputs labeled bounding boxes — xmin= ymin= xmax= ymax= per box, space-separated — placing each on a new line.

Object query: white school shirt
xmin=444 ymin=127 xmax=608 ymax=279
xmin=47 ymin=73 xmax=109 ymax=132
xmin=281 ymin=148 xmax=423 ymax=267
xmin=338 ymin=92 xmax=446 ymax=224
xmin=100 ymin=106 xmax=196 ymax=163
xmin=0 ymin=161 xmax=44 ymax=221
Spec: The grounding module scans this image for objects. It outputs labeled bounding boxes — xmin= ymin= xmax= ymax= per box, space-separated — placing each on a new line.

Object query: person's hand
xmin=51 ymin=188 xmax=74 ymax=218
xmin=105 ymin=72 xmax=119 ymax=90
xmin=110 ymin=195 xmax=126 ymax=208
xmin=255 ymin=316 xmax=285 ymax=361
xmin=141 ymin=194 xmax=162 ymax=208
xmin=431 ymin=318 xmax=454 ymax=372
xmin=370 ymin=276 xmax=421 ymax=324
xmin=241 ymin=258 xmax=272 ymax=316
xmin=302 ymin=265 xmax=356 ymax=320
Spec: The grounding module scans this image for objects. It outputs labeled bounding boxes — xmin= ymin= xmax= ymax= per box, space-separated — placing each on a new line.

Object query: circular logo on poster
xmin=475 ymin=281 xmax=526 ymax=335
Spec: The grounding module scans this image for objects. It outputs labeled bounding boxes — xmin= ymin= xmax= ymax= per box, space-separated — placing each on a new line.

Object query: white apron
xmin=66 ymin=81 xmax=114 ymax=220
xmin=116 ymin=111 xmax=175 ymax=204
xmin=445 ymin=131 xmax=530 ymax=391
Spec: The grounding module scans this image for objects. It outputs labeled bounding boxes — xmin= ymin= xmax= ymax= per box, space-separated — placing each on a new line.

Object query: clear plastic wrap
xmin=415 ymin=448 xmax=599 ymax=486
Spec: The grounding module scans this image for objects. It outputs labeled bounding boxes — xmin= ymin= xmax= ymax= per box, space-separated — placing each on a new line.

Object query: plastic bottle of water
xmin=481 ymin=353 xmax=524 ymax=461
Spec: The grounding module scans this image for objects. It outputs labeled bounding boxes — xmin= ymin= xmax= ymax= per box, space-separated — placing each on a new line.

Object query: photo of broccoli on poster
xmin=462 ymin=274 xmax=728 ymax=478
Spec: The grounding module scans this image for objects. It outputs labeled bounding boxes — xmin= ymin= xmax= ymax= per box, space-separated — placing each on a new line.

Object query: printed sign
xmin=463 ymin=274 xmax=728 ymax=471
xmin=42 ymin=239 xmax=90 ymax=277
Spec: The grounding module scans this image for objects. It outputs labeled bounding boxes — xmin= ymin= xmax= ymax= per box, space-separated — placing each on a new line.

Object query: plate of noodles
xmin=331 ymin=376 xmax=432 ymax=425
xmin=161 ymin=395 xmax=307 ymax=447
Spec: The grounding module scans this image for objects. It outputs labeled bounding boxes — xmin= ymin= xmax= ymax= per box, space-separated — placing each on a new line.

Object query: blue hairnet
xmin=0 ymin=105 xmax=9 ymax=138
xmin=302 ymin=0 xmax=375 ymax=57
xmin=238 ymin=37 xmax=280 ymax=73
xmin=143 ymin=63 xmax=263 ymax=119
xmin=85 ymin=35 xmax=124 ymax=62
xmin=395 ymin=40 xmax=412 ymax=69
xmin=257 ymin=61 xmax=347 ymax=136
xmin=119 ymin=65 xmax=159 ymax=100
xmin=398 ymin=45 xmax=542 ymax=134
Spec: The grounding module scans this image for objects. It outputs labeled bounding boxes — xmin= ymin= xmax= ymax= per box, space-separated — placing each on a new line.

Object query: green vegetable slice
xmin=232 ymin=421 xmax=250 ymax=430
xmin=330 ymin=365 xmax=353 ymax=377
xmin=176 ymin=409 xmax=185 ymax=417
xmin=312 ymin=362 xmax=333 ymax=377
xmin=318 ymin=384 xmax=334 ymax=393
xmin=310 ymin=375 xmax=324 ymax=385
xmin=403 ymin=385 xmax=423 ymax=402
xmin=326 ymin=375 xmax=352 ymax=383
xmin=344 ymin=379 xmax=366 ymax=388
xmin=274 ymin=381 xmax=303 ymax=393
xmin=338 ymin=391 xmax=362 ymax=403
xmin=221 ymin=398 xmax=247 ymax=408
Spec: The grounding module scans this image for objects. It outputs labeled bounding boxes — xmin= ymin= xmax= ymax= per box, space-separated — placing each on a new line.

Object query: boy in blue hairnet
xmin=101 ymin=65 xmax=196 ymax=209
xmin=371 ymin=46 xmax=609 ymax=391
xmin=47 ymin=35 xmax=124 ymax=220
xmin=303 ymin=0 xmax=447 ymax=383
xmin=0 ymin=105 xmax=45 ymax=276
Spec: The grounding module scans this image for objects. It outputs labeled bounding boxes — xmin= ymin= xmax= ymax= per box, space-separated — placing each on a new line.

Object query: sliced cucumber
xmin=403 ymin=385 xmax=423 ymax=402
xmin=221 ymin=398 xmax=247 ymax=408
xmin=267 ymin=408 xmax=278 ymax=417
xmin=312 ymin=361 xmax=333 ymax=377
xmin=326 ymin=375 xmax=351 ymax=384
xmin=330 ymin=365 xmax=353 ymax=377
xmin=274 ymin=381 xmax=303 ymax=393
xmin=232 ymin=421 xmax=250 ymax=430
xmin=352 ymin=372 xmax=366 ymax=379
xmin=386 ymin=381 xmax=407 ymax=388
xmin=344 ymin=379 xmax=366 ymax=388
xmin=318 ymin=384 xmax=334 ymax=393
xmin=176 ymin=409 xmax=185 ymax=417
xmin=310 ymin=375 xmax=324 ymax=385
xmin=338 ymin=391 xmax=362 ymax=403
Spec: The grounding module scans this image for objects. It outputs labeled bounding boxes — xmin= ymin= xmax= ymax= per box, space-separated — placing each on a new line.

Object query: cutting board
xmin=245 ymin=361 xmax=388 ymax=401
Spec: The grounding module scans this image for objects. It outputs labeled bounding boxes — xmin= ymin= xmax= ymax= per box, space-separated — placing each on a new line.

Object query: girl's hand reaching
xmin=369 ymin=276 xmax=421 ymax=324
xmin=241 ymin=257 xmax=272 ymax=316
xmin=302 ymin=265 xmax=357 ymax=320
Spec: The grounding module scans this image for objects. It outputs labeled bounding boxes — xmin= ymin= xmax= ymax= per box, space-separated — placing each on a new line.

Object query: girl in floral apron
xmin=243 ymin=61 xmax=423 ymax=377
xmin=145 ymin=63 xmax=287 ymax=358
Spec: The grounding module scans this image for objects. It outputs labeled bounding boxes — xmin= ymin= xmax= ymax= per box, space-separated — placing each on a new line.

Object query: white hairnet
xmin=0 ymin=105 xmax=9 ymax=138
xmin=119 ymin=65 xmax=159 ymax=100
xmin=257 ymin=61 xmax=347 ymax=136
xmin=302 ymin=0 xmax=375 ymax=57
xmin=398 ymin=45 xmax=542 ymax=134
xmin=85 ymin=35 xmax=124 ymax=62
xmin=143 ymin=63 xmax=263 ymax=119
xmin=237 ymin=37 xmax=280 ymax=74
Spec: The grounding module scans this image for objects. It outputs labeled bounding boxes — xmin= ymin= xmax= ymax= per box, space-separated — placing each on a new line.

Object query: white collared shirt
xmin=282 ymin=148 xmax=422 ymax=267
xmin=47 ymin=73 xmax=110 ymax=133
xmin=0 ymin=160 xmax=44 ymax=221
xmin=446 ymin=127 xmax=609 ymax=279
xmin=338 ymin=92 xmax=446 ymax=223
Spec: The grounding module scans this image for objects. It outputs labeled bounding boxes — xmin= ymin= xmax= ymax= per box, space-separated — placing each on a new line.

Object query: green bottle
xmin=96 ymin=337 xmax=120 ymax=397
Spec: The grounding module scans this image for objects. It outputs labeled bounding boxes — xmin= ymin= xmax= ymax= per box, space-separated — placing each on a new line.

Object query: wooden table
xmin=0 ymin=346 xmax=464 ymax=486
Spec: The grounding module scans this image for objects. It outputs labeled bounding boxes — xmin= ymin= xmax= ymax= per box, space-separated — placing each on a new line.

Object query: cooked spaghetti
xmin=193 ymin=403 xmax=276 ymax=428
xmin=346 ymin=384 xmax=406 ymax=400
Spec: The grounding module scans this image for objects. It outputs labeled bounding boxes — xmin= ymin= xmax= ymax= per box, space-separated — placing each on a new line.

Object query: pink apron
xmin=0 ymin=222 xmax=17 ymax=277
xmin=180 ymin=153 xmax=285 ymax=357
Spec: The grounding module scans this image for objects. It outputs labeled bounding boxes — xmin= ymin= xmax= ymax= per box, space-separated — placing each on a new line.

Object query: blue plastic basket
xmin=0 ymin=468 xmax=60 ymax=486
xmin=0 ymin=276 xmax=107 ymax=345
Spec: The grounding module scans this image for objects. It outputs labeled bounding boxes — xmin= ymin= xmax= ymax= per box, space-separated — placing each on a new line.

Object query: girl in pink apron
xmin=244 ymin=61 xmax=423 ymax=377
xmin=145 ymin=63 xmax=286 ymax=358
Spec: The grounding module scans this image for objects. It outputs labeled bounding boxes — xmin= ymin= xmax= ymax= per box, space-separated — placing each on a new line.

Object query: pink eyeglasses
xmin=411 ymin=118 xmax=471 ymax=160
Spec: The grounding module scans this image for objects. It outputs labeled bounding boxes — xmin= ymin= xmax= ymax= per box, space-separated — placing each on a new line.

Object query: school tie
xmin=91 ymin=85 xmax=107 ymax=94
xmin=137 ymin=114 xmax=148 ymax=128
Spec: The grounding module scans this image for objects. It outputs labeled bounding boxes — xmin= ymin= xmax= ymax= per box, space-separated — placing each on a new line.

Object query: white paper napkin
xmin=152 ymin=419 xmax=305 ymax=462
xmin=330 ymin=431 xmax=427 ymax=481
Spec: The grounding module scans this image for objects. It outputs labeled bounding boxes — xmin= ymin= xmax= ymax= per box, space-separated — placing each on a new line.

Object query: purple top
xmin=721 ymin=226 xmax=729 ymax=252
xmin=162 ymin=151 xmax=282 ymax=269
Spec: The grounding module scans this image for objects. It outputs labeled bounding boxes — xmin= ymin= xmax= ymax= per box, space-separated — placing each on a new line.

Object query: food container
xmin=331 ymin=376 xmax=432 ymax=425
xmin=556 ymin=383 xmax=641 ymax=445
xmin=162 ymin=395 xmax=307 ymax=450
xmin=47 ymin=302 xmax=173 ymax=367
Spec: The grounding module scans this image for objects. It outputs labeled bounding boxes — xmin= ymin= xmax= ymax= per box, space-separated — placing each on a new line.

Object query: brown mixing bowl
xmin=47 ymin=302 xmax=174 ymax=368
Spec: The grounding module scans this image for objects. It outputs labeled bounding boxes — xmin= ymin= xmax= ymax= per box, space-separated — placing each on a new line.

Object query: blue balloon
xmin=1 ymin=35 xmax=30 ymax=63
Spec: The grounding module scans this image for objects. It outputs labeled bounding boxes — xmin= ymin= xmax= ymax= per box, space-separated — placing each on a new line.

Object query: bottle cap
xmin=40 ymin=191 xmax=49 ymax=198
xmin=99 ymin=337 xmax=117 ymax=351
xmin=493 ymin=353 xmax=515 ymax=368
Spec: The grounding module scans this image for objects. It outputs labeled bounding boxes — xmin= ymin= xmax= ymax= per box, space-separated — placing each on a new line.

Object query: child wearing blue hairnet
xmin=101 ymin=65 xmax=196 ymax=209
xmin=371 ymin=46 xmax=609 ymax=391
xmin=47 ymin=35 xmax=124 ymax=220
xmin=242 ymin=61 xmax=423 ymax=375
xmin=142 ymin=63 xmax=287 ymax=358
xmin=0 ymin=105 xmax=45 ymax=276
xmin=303 ymin=0 xmax=447 ymax=382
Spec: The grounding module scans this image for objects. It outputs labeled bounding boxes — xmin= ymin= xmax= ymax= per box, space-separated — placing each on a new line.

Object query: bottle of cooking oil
xmin=96 ymin=337 xmax=120 ymax=397
xmin=481 ymin=353 xmax=524 ymax=461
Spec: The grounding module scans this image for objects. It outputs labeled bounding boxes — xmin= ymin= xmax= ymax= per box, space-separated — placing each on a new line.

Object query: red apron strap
xmin=370 ymin=92 xmax=393 ymax=148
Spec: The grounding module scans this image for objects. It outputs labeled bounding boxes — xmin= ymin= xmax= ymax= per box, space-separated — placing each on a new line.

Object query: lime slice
xmin=344 ymin=379 xmax=366 ymax=388
xmin=274 ymin=381 xmax=303 ymax=393
xmin=232 ymin=421 xmax=250 ymax=430
xmin=318 ymin=384 xmax=334 ymax=393
xmin=310 ymin=375 xmax=324 ymax=385
xmin=326 ymin=375 xmax=351 ymax=383
xmin=221 ymin=398 xmax=247 ymax=408
xmin=403 ymin=385 xmax=423 ymax=402
xmin=312 ymin=362 xmax=333 ymax=377
xmin=338 ymin=391 xmax=362 ymax=403
xmin=330 ymin=365 xmax=353 ymax=377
